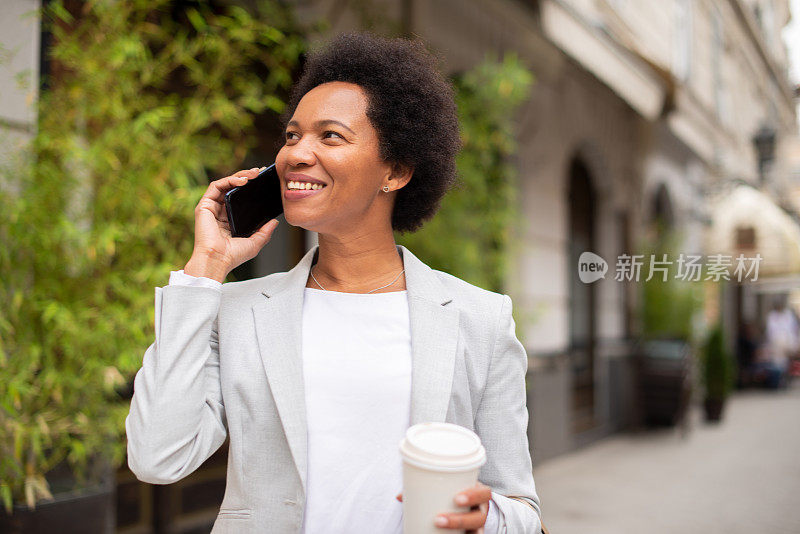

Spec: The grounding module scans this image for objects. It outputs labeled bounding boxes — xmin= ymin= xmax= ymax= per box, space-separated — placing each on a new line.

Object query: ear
xmin=389 ymin=161 xmax=414 ymax=191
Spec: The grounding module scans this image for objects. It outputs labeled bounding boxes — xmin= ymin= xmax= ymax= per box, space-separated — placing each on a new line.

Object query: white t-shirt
xmin=300 ymin=287 xmax=412 ymax=533
xmin=167 ymin=271 xmax=500 ymax=533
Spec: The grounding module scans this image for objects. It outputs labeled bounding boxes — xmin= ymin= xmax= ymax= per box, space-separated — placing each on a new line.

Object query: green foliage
xmin=638 ymin=230 xmax=703 ymax=342
xmin=0 ymin=0 xmax=307 ymax=512
xmin=396 ymin=52 xmax=534 ymax=294
xmin=640 ymin=275 xmax=700 ymax=341
xmin=701 ymin=323 xmax=736 ymax=400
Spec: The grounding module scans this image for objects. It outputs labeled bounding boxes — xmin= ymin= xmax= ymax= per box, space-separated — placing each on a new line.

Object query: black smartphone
xmin=224 ymin=163 xmax=283 ymax=238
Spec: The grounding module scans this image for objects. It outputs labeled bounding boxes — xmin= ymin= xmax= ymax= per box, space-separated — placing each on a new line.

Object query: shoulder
xmin=218 ymin=271 xmax=287 ymax=305
xmin=431 ymin=270 xmax=520 ymax=366
xmin=430 ymin=268 xmax=509 ymax=323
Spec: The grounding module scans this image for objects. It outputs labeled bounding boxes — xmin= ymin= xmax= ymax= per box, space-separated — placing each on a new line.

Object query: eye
xmin=283 ymin=130 xmax=343 ymax=141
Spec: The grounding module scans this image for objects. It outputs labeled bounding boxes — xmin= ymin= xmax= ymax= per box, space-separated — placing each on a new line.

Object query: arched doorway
xmin=567 ymin=157 xmax=598 ymax=434
xmin=650 ymin=183 xmax=674 ymax=244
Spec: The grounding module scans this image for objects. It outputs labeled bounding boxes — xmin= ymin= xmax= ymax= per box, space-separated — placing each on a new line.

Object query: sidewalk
xmin=532 ymin=381 xmax=800 ymax=534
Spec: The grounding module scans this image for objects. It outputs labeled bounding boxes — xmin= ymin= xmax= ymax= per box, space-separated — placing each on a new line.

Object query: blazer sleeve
xmin=125 ymin=284 xmax=227 ymax=484
xmin=475 ymin=294 xmax=543 ymax=533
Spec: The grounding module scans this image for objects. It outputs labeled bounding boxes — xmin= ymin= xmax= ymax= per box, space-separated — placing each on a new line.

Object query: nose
xmin=284 ymin=136 xmax=317 ymax=167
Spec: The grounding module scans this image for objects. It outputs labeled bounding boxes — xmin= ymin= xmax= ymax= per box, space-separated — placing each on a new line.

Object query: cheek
xmin=330 ymin=152 xmax=383 ymax=188
xmin=335 ymin=172 xmax=379 ymax=201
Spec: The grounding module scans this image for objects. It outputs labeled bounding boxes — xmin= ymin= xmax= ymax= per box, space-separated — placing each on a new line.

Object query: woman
xmin=125 ymin=31 xmax=543 ymax=534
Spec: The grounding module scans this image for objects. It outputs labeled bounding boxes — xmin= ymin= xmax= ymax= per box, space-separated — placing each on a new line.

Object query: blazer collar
xmin=251 ymin=244 xmax=460 ymax=497
xmin=259 ymin=244 xmax=453 ymax=306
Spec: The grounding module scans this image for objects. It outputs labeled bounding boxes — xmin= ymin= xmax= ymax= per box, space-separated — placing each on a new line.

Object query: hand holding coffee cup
xmin=398 ymin=423 xmax=490 ymax=533
xmin=395 ymin=481 xmax=491 ymax=533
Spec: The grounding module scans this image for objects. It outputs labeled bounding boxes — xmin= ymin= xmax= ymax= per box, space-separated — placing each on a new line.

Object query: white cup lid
xmin=399 ymin=422 xmax=487 ymax=472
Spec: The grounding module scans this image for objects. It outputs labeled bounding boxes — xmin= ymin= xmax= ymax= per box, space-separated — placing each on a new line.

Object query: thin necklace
xmin=310 ymin=264 xmax=406 ymax=294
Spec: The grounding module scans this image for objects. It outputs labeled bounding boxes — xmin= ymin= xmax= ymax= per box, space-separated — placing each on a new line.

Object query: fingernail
xmin=455 ymin=494 xmax=468 ymax=505
xmin=434 ymin=516 xmax=448 ymax=527
xmin=259 ymin=166 xmax=267 ymax=171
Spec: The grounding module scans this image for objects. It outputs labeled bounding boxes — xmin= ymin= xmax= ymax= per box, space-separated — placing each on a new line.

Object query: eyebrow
xmin=286 ymin=119 xmax=356 ymax=135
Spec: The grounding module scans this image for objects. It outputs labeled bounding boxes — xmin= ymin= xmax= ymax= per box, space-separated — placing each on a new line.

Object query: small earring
xmin=382 ymin=185 xmax=390 ymax=192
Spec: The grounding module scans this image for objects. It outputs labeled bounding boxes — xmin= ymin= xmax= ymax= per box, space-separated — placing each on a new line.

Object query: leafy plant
xmin=0 ymin=0 xmax=310 ymax=512
xmin=701 ymin=323 xmax=736 ymax=400
xmin=396 ymin=51 xmax=534 ymax=295
xmin=638 ymin=230 xmax=703 ymax=342
xmin=640 ymin=274 xmax=700 ymax=341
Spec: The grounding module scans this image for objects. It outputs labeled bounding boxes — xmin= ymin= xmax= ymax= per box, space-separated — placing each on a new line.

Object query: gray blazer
xmin=125 ymin=244 xmax=543 ymax=533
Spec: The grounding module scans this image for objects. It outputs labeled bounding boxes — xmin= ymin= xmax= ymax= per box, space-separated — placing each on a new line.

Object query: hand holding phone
xmin=225 ymin=164 xmax=284 ymax=238
xmin=184 ymin=166 xmax=281 ymax=282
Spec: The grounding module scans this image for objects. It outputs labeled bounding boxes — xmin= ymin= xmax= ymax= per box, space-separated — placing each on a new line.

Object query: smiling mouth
xmin=287 ymin=181 xmax=327 ymax=190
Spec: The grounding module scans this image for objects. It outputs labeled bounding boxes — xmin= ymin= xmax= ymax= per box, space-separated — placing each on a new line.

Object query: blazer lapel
xmin=400 ymin=245 xmax=461 ymax=426
xmin=251 ymin=244 xmax=460 ymax=498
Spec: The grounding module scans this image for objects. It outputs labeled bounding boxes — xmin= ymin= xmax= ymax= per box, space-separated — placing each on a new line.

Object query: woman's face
xmin=275 ymin=81 xmax=406 ymax=236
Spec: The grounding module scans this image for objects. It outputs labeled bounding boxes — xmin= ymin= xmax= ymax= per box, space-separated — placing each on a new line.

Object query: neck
xmin=310 ymin=233 xmax=405 ymax=293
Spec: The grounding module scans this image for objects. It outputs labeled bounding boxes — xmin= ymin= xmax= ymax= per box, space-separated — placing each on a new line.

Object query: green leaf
xmin=186 ymin=8 xmax=207 ymax=33
xmin=47 ymin=0 xmax=74 ymax=24
xmin=1 ymin=483 xmax=13 ymax=514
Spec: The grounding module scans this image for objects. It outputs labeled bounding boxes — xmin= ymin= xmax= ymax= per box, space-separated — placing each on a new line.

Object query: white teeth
xmin=288 ymin=181 xmax=326 ymax=190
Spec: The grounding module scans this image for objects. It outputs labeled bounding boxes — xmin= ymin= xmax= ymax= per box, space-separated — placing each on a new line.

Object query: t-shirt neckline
xmin=304 ymin=286 xmax=407 ymax=295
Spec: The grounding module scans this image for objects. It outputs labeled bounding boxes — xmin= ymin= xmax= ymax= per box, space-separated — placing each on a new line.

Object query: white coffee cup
xmin=399 ymin=422 xmax=487 ymax=534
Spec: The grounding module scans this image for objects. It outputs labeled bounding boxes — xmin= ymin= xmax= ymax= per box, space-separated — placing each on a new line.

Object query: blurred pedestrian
xmin=787 ymin=304 xmax=800 ymax=378
xmin=736 ymin=321 xmax=760 ymax=388
xmin=759 ymin=295 xmax=799 ymax=389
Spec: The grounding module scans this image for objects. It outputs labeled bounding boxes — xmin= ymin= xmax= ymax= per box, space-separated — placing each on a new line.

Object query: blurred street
xmin=534 ymin=382 xmax=800 ymax=534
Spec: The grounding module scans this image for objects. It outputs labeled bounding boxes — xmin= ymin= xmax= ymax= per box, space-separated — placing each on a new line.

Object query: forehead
xmin=293 ymin=81 xmax=368 ymax=124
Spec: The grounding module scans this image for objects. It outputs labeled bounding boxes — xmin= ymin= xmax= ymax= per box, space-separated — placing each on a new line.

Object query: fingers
xmin=397 ymin=483 xmax=489 ymax=507
xmin=468 ymin=503 xmax=488 ymax=534
xmin=453 ymin=482 xmax=492 ymax=508
xmin=202 ymin=167 xmax=262 ymax=204
xmin=398 ymin=483 xmax=492 ymax=530
xmin=195 ymin=166 xmax=262 ymax=222
xmin=434 ymin=482 xmax=491 ymax=530
xmin=435 ymin=506 xmax=487 ymax=530
xmin=195 ymin=193 xmax=226 ymax=221
xmin=397 ymin=492 xmax=485 ymax=530
xmin=240 ymin=218 xmax=280 ymax=254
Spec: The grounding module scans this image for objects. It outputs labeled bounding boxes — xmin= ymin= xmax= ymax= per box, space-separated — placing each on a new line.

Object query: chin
xmin=283 ymin=210 xmax=322 ymax=233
